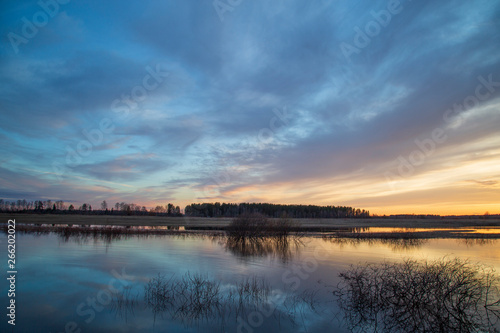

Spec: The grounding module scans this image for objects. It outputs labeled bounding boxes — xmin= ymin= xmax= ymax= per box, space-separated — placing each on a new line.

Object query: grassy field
xmin=1 ymin=213 xmax=500 ymax=230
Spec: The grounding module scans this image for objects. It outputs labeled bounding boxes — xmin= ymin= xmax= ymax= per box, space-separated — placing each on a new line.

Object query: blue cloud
xmin=1 ymin=0 xmax=499 ymax=210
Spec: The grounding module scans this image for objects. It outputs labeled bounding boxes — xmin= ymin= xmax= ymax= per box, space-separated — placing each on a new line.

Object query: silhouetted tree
xmin=35 ymin=200 xmax=44 ymax=211
xmin=184 ymin=202 xmax=370 ymax=218
xmin=56 ymin=200 xmax=65 ymax=210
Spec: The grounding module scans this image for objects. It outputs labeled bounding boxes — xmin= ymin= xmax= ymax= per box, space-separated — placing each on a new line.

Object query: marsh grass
xmin=334 ymin=258 xmax=500 ymax=332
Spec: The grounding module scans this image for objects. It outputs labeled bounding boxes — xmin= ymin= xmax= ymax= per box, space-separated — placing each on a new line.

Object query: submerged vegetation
xmin=334 ymin=258 xmax=500 ymax=332
xmin=143 ymin=272 xmax=317 ymax=329
xmin=123 ymin=258 xmax=500 ymax=332
xmin=144 ymin=272 xmax=224 ymax=325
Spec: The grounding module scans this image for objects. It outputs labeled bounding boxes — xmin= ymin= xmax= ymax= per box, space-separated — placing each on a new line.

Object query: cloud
xmin=465 ymin=180 xmax=498 ymax=187
xmin=0 ymin=0 xmax=499 ymax=213
xmin=72 ymin=153 xmax=171 ymax=181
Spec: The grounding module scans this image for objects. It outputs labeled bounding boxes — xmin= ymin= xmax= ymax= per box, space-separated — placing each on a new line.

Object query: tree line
xmin=1 ymin=199 xmax=370 ymax=218
xmin=0 ymin=199 xmax=181 ymax=216
xmin=184 ymin=202 xmax=370 ymax=218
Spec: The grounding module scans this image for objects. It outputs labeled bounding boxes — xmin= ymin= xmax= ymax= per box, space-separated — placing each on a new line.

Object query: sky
xmin=0 ymin=0 xmax=499 ymax=215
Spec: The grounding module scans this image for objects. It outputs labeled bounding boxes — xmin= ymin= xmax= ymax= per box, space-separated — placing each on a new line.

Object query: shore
xmin=1 ymin=213 xmax=500 ymax=230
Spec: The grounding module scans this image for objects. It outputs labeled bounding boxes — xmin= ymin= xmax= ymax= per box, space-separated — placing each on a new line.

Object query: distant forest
xmin=185 ymin=202 xmax=370 ymax=218
xmin=0 ymin=199 xmax=181 ymax=216
xmin=0 ymin=199 xmax=370 ymax=218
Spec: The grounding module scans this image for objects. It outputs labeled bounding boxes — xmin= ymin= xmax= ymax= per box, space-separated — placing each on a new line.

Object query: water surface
xmin=2 ymin=231 xmax=500 ymax=332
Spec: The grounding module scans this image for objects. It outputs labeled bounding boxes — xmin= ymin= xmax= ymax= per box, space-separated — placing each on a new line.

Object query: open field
xmin=1 ymin=213 xmax=500 ymax=230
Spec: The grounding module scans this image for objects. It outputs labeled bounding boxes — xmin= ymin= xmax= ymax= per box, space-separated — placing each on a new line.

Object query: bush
xmin=226 ymin=213 xmax=295 ymax=239
xmin=334 ymin=258 xmax=500 ymax=332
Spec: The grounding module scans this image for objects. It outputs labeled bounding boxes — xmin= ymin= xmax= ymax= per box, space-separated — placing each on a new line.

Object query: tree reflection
xmin=8 ymin=224 xmax=215 ymax=245
xmin=221 ymin=213 xmax=305 ymax=261
xmin=223 ymin=236 xmax=304 ymax=262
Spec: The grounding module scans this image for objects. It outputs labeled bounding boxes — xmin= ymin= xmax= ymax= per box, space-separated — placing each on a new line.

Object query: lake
xmin=2 ymin=230 xmax=500 ymax=332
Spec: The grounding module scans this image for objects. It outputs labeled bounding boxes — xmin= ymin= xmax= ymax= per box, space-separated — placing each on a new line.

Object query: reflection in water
xmin=457 ymin=238 xmax=498 ymax=247
xmin=13 ymin=223 xmax=307 ymax=261
xmin=110 ymin=286 xmax=139 ymax=323
xmin=145 ymin=272 xmax=228 ymax=327
xmin=12 ymin=224 xmax=195 ymax=245
xmin=8 ymin=224 xmax=500 ymax=260
xmin=335 ymin=258 xmax=500 ymax=332
xmin=123 ymin=272 xmax=319 ymax=331
xmin=222 ymin=235 xmax=304 ymax=262
xmin=331 ymin=226 xmax=500 ymax=239
xmin=5 ymin=229 xmax=500 ymax=332
xmin=324 ymin=236 xmax=427 ymax=251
